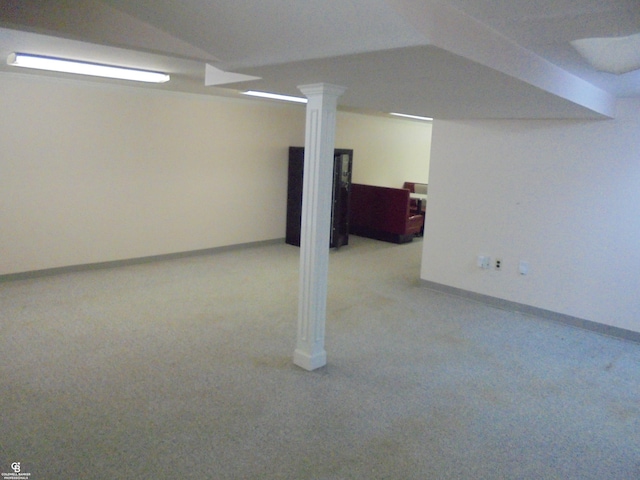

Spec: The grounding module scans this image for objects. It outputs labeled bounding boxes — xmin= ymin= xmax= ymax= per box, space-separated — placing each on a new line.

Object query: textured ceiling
xmin=0 ymin=0 xmax=638 ymax=119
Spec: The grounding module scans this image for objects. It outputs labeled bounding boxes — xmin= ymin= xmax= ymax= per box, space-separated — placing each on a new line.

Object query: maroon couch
xmin=349 ymin=183 xmax=424 ymax=244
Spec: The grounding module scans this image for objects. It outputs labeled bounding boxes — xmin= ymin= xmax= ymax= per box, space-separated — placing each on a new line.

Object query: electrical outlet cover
xmin=477 ymin=255 xmax=490 ymax=269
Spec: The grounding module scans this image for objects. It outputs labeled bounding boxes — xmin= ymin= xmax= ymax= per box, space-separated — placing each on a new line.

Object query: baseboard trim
xmin=1 ymin=239 xmax=286 ymax=282
xmin=421 ymin=280 xmax=640 ymax=344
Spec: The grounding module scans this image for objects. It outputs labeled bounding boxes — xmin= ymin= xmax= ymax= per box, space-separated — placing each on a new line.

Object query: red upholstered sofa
xmin=349 ymin=183 xmax=424 ymax=244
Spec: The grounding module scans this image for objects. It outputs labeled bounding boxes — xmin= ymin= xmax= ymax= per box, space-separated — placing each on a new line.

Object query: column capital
xmin=297 ymin=83 xmax=347 ymax=99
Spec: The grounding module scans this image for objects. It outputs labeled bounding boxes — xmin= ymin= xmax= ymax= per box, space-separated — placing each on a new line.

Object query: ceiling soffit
xmin=98 ymin=0 xmax=428 ymax=69
xmin=384 ymin=0 xmax=615 ymax=117
xmin=228 ymin=45 xmax=612 ymax=119
xmin=0 ymin=0 xmax=632 ymax=119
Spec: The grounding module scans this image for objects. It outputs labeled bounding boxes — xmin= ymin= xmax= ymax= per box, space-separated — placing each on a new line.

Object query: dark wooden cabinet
xmin=285 ymin=146 xmax=353 ymax=248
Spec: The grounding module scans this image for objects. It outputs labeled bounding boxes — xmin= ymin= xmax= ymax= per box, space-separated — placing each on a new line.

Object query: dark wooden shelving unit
xmin=285 ymin=146 xmax=353 ymax=248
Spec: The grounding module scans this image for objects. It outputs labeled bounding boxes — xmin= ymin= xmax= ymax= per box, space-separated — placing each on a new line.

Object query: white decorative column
xmin=293 ymin=83 xmax=347 ymax=371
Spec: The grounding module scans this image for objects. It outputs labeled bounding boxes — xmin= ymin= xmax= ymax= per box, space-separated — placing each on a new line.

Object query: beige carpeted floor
xmin=1 ymin=236 xmax=639 ymax=479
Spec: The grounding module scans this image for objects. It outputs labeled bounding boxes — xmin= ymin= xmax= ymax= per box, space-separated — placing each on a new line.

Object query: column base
xmin=293 ymin=348 xmax=327 ymax=371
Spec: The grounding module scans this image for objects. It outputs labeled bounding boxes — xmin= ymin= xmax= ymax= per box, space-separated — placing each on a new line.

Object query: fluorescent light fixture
xmin=390 ymin=112 xmax=433 ymax=121
xmin=243 ymin=90 xmax=307 ymax=103
xmin=7 ymin=53 xmax=170 ymax=83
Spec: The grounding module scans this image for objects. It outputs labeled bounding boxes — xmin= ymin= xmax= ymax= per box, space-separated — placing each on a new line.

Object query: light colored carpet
xmin=1 ymin=236 xmax=639 ymax=479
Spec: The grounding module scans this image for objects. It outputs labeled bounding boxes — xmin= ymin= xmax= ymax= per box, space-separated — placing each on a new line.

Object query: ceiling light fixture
xmin=571 ymin=33 xmax=640 ymax=75
xmin=7 ymin=53 xmax=170 ymax=83
xmin=243 ymin=90 xmax=307 ymax=104
xmin=390 ymin=112 xmax=433 ymax=121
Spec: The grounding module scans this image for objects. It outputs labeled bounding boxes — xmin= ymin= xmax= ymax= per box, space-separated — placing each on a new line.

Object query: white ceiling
xmin=0 ymin=0 xmax=638 ymax=119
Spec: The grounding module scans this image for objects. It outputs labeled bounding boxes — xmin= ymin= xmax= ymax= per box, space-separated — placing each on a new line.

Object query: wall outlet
xmin=519 ymin=261 xmax=529 ymax=275
xmin=495 ymin=258 xmax=502 ymax=270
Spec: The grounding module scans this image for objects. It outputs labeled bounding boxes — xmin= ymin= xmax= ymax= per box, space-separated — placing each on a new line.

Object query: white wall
xmin=0 ymin=74 xmax=306 ymax=275
xmin=337 ymin=111 xmax=432 ymax=188
xmin=0 ymin=73 xmax=431 ymax=275
xmin=421 ymin=98 xmax=640 ymax=333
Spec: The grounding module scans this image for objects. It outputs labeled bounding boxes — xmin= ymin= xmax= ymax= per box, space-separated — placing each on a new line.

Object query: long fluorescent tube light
xmin=7 ymin=53 xmax=170 ymax=83
xmin=390 ymin=112 xmax=433 ymax=121
xmin=243 ymin=90 xmax=307 ymax=103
